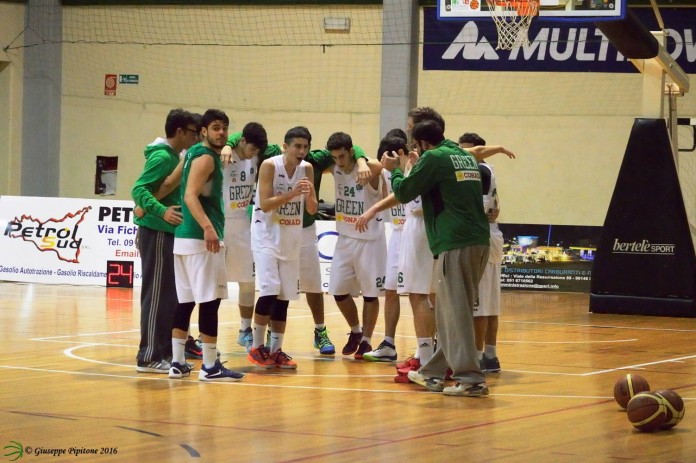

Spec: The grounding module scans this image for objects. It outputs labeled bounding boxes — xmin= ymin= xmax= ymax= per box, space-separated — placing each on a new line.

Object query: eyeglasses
xmin=184 ymin=127 xmax=198 ymax=136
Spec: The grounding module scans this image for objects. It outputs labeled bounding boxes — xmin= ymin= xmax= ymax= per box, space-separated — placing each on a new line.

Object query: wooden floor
xmin=1 ymin=282 xmax=695 ymax=462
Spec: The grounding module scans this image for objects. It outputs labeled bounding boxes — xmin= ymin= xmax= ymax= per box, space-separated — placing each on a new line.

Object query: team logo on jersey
xmin=356 ymin=184 xmax=363 ymax=191
xmin=455 ymin=170 xmax=480 ymax=182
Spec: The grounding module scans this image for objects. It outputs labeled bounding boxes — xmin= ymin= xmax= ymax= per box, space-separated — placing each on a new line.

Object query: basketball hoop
xmin=485 ymin=0 xmax=539 ymax=50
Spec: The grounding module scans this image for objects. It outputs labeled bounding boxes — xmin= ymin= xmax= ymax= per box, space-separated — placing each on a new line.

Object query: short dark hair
xmin=459 ymin=132 xmax=486 ymax=146
xmin=326 ymin=132 xmax=353 ymax=151
xmin=164 ymin=108 xmax=197 ymax=138
xmin=412 ymin=120 xmax=445 ymax=147
xmin=377 ymin=135 xmax=408 ymax=161
xmin=285 ymin=126 xmax=312 ymax=145
xmin=201 ymin=109 xmax=229 ymax=128
xmin=192 ymin=113 xmax=203 ymax=134
xmin=408 ymin=107 xmax=445 ymax=133
xmin=384 ymin=128 xmax=408 ymax=143
xmin=242 ymin=122 xmax=268 ymax=155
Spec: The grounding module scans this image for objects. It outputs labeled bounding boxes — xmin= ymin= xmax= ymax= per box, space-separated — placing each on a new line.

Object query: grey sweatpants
xmin=420 ymin=245 xmax=489 ymax=385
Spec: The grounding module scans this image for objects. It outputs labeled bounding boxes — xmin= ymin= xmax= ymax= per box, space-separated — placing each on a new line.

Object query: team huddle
xmin=131 ymin=106 xmax=514 ymax=397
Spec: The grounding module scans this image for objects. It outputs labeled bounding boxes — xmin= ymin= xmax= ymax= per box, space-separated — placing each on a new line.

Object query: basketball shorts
xmin=299 ymin=224 xmax=323 ymax=293
xmin=384 ymin=228 xmax=403 ymax=291
xmin=224 ymin=216 xmax=255 ymax=283
xmin=473 ymin=260 xmax=501 ymax=317
xmin=253 ymin=251 xmax=300 ymax=301
xmin=174 ymin=250 xmax=228 ymax=304
xmin=397 ymin=215 xmax=435 ymax=295
xmin=329 ymin=234 xmax=387 ymax=298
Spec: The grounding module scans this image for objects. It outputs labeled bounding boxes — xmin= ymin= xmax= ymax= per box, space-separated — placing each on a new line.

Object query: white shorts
xmin=385 ymin=228 xmax=403 ymax=291
xmin=474 ymin=260 xmax=501 ymax=317
xmin=253 ymin=251 xmax=300 ymax=301
xmin=397 ymin=215 xmax=435 ymax=295
xmin=329 ymin=234 xmax=387 ymax=298
xmin=299 ymin=224 xmax=323 ymax=293
xmin=224 ymin=216 xmax=255 ymax=283
xmin=174 ymin=251 xmax=228 ymax=304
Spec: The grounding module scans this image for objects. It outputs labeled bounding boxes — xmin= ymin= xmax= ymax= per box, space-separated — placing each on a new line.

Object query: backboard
xmin=438 ymin=0 xmax=626 ymax=20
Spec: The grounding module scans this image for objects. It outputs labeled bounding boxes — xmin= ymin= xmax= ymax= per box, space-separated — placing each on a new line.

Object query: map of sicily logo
xmin=3 ymin=206 xmax=91 ymax=263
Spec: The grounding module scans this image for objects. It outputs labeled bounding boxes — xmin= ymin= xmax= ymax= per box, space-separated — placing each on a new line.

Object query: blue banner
xmin=423 ymin=7 xmax=696 ymax=73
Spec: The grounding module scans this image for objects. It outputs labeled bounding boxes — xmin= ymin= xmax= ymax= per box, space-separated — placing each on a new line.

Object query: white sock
xmin=202 ymin=342 xmax=217 ymax=369
xmin=315 ymin=323 xmax=325 ymax=330
xmin=484 ymin=344 xmax=497 ymax=358
xmin=350 ymin=324 xmax=361 ymax=334
xmin=240 ymin=318 xmax=252 ymax=331
xmin=477 ymin=350 xmax=484 ymax=360
xmin=269 ymin=332 xmax=284 ymax=353
xmin=172 ymin=338 xmax=186 ymax=365
xmin=385 ymin=336 xmax=395 ymax=346
xmin=252 ymin=323 xmax=267 ymax=348
xmin=417 ymin=337 xmax=434 ymax=364
xmin=361 ymin=335 xmax=371 ymax=344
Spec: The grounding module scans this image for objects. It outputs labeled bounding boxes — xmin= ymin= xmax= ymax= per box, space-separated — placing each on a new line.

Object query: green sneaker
xmin=313 ymin=326 xmax=336 ymax=355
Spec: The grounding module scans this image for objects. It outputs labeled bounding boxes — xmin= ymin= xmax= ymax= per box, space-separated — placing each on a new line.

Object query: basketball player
xmin=169 ymin=109 xmax=244 ymax=381
xmin=460 ymin=132 xmax=504 ymax=373
xmin=218 ymin=123 xmax=269 ymax=352
xmin=247 ymin=126 xmax=318 ymax=369
xmin=385 ymin=119 xmax=491 ymax=397
xmin=327 ymin=132 xmax=386 ymax=359
xmin=132 ymin=108 xmax=198 ymax=373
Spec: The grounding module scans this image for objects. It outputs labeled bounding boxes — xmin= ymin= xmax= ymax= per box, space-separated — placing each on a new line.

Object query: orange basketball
xmin=654 ymin=390 xmax=685 ymax=430
xmin=614 ymin=374 xmax=650 ymax=409
xmin=470 ymin=0 xmax=480 ymax=9
xmin=627 ymin=392 xmax=667 ymax=432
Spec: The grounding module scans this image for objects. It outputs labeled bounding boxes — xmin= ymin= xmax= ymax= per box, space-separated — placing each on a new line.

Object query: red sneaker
xmin=396 ymin=357 xmax=421 ymax=375
xmin=354 ymin=340 xmax=372 ymax=360
xmin=445 ymin=368 xmax=453 ymax=380
xmin=393 ymin=372 xmax=410 ymax=383
xmin=270 ymin=350 xmax=297 ymax=369
xmin=247 ymin=346 xmax=275 ymax=369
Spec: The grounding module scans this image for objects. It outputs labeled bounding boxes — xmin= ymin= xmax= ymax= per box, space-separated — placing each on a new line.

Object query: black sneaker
xmin=198 ymin=360 xmax=244 ymax=382
xmin=184 ymin=336 xmax=203 ymax=359
xmin=169 ymin=361 xmax=192 ymax=379
xmin=481 ymin=355 xmax=501 ymax=373
xmin=342 ymin=332 xmax=363 ymax=355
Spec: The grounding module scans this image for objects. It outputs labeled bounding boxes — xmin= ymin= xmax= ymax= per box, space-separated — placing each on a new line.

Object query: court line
xmin=506 ymin=320 xmax=696 ymax=333
xmin=581 ymin=354 xmax=696 ymax=376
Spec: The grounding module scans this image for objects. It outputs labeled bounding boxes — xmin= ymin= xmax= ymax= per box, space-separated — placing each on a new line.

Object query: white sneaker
xmin=363 ymin=340 xmax=397 ymax=362
xmin=407 ymin=370 xmax=444 ymax=392
xmin=443 ymin=382 xmax=489 ymax=397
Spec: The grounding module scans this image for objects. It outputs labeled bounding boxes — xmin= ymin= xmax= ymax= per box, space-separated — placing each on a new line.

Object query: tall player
xmin=327 ymin=132 xmax=386 ymax=359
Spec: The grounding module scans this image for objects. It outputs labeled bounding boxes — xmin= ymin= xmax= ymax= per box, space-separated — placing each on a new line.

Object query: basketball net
xmin=485 ymin=0 xmax=540 ymax=50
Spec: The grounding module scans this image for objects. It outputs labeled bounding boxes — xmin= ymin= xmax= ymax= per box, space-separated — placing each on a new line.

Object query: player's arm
xmin=355 ymin=192 xmax=399 ymax=233
xmin=367 ymin=159 xmax=383 ymax=190
xmin=221 ymin=132 xmax=242 ymax=165
xmin=384 ymin=152 xmax=439 ymax=204
xmin=303 ymin=164 xmax=318 ymax=215
xmin=154 ymin=157 xmax=183 ymax=199
xmin=183 ymin=154 xmax=220 ymax=253
xmin=468 ymin=145 xmax=516 ymax=162
xmin=131 ymin=153 xmax=181 ymax=224
xmin=257 ymin=159 xmax=306 ymax=213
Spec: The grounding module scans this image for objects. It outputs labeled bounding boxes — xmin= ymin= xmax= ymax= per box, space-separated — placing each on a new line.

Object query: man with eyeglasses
xmin=132 ymin=108 xmax=199 ymax=374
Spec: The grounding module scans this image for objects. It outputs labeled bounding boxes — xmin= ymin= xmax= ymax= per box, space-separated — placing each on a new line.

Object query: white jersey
xmin=334 ymin=163 xmax=384 ymax=240
xmin=480 ymin=163 xmax=504 ymax=263
xmin=382 ymin=170 xmax=406 ymax=230
xmin=251 ymin=156 xmax=307 ymax=261
xmin=222 ymin=152 xmax=257 ymax=219
xmin=403 ymin=164 xmax=423 ymax=217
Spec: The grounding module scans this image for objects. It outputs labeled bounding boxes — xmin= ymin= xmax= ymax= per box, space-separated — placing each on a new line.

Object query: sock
xmin=172 ymin=338 xmax=186 ymax=364
xmin=269 ymin=332 xmax=284 ymax=353
xmin=240 ymin=318 xmax=252 ymax=331
xmin=350 ymin=324 xmax=361 ymax=334
xmin=315 ymin=323 xmax=325 ymax=330
xmin=385 ymin=336 xmax=395 ymax=346
xmin=361 ymin=335 xmax=371 ymax=344
xmin=417 ymin=337 xmax=434 ymax=364
xmin=477 ymin=350 xmax=484 ymax=360
xmin=252 ymin=323 xmax=267 ymax=348
xmin=484 ymin=344 xmax=497 ymax=358
xmin=202 ymin=342 xmax=217 ymax=369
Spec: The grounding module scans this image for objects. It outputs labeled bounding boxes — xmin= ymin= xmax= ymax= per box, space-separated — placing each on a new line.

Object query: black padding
xmin=590 ymin=118 xmax=696 ymax=317
xmin=595 ymin=9 xmax=659 ymax=59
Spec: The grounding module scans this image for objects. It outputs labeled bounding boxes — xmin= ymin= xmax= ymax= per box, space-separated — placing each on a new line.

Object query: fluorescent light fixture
xmin=323 ymin=17 xmax=351 ymax=31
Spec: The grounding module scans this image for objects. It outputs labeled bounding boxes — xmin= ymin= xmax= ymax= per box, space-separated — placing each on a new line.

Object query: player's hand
xmin=294 ymin=178 xmax=312 ymax=197
xmin=381 ymin=151 xmax=400 ymax=172
xmin=163 ymin=205 xmax=183 ymax=225
xmin=221 ymin=145 xmax=234 ymax=166
xmin=204 ymin=227 xmax=221 ymax=253
xmin=501 ymin=147 xmax=516 ymax=159
xmin=355 ymin=209 xmax=376 ymax=233
xmin=356 ymin=162 xmax=371 ymax=186
xmin=134 ymin=205 xmax=145 ymax=218
xmin=407 ymin=148 xmax=420 ymax=166
xmin=486 ymin=207 xmax=500 ymax=223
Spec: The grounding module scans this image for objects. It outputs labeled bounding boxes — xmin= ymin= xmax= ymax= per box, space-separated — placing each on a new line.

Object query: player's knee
xmin=172 ymin=301 xmax=196 ymax=331
xmin=363 ymin=296 xmax=377 ymax=303
xmin=270 ymin=299 xmax=289 ymax=322
xmin=255 ymin=295 xmax=276 ymax=316
xmin=238 ymin=282 xmax=255 ymax=307
xmin=198 ymin=299 xmax=221 ymax=336
xmin=333 ymin=294 xmax=349 ymax=302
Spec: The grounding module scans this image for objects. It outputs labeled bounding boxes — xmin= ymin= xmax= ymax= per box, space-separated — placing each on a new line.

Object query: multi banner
xmin=423 ymin=7 xmax=696 ymax=74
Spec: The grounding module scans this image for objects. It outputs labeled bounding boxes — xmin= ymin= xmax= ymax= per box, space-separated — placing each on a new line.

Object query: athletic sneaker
xmin=443 ymin=382 xmax=489 ymax=397
xmin=247 ymin=345 xmax=275 ymax=369
xmin=393 ymin=372 xmax=410 ymax=383
xmin=184 ymin=336 xmax=203 ymax=359
xmin=195 ymin=337 xmax=221 ymax=358
xmin=363 ymin=340 xmax=397 ymax=362
xmin=396 ymin=357 xmax=421 ymax=375
xmin=237 ymin=327 xmax=253 ymax=352
xmin=199 ymin=360 xmax=244 ymax=382
xmin=136 ymin=359 xmax=171 ymax=374
xmin=481 ymin=355 xmax=501 ymax=373
xmin=396 ymin=356 xmax=419 ymax=371
xmin=169 ymin=361 xmax=192 ymax=379
xmin=407 ymin=370 xmax=444 ymax=392
xmin=270 ymin=350 xmax=297 ymax=369
xmin=445 ymin=368 xmax=453 ymax=380
xmin=354 ymin=341 xmax=372 ymax=360
xmin=342 ymin=332 xmax=363 ymax=355
xmin=313 ymin=327 xmax=336 ymax=355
